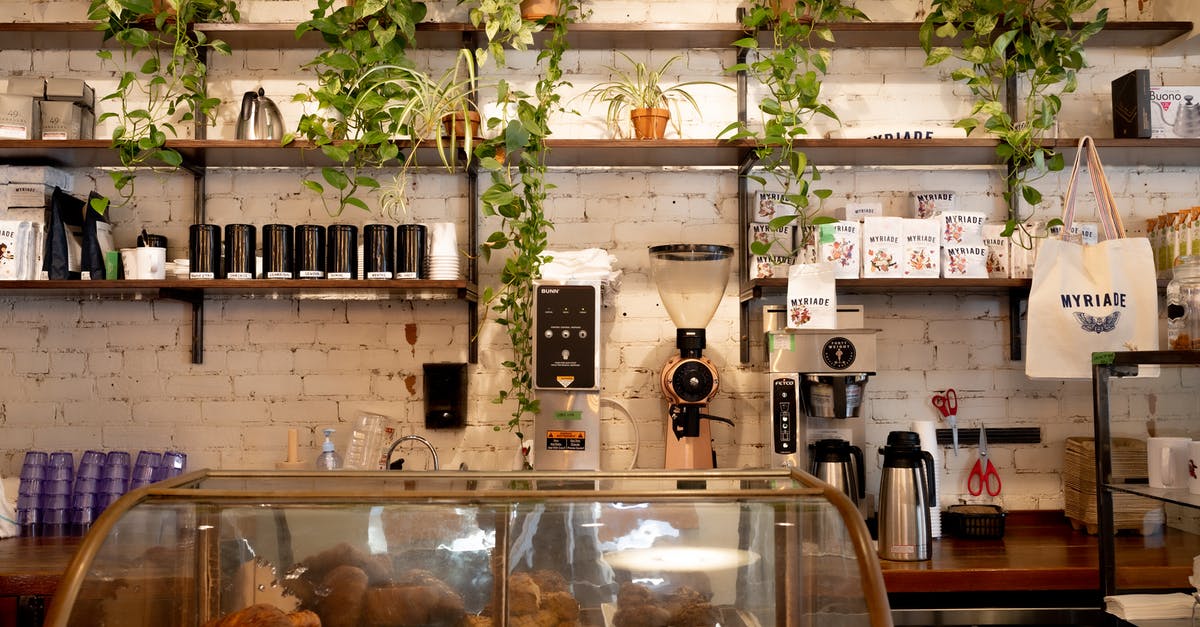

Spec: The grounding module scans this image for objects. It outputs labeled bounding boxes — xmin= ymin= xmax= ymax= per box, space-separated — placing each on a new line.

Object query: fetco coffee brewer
xmin=764 ymin=305 xmax=879 ymax=508
xmin=648 ymin=244 xmax=734 ymax=470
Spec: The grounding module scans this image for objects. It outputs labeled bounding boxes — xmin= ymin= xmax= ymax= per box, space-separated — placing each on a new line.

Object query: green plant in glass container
xmin=920 ymin=0 xmax=1107 ymax=237
xmin=721 ymin=0 xmax=867 ymax=255
xmin=88 ymin=0 xmax=240 ymax=213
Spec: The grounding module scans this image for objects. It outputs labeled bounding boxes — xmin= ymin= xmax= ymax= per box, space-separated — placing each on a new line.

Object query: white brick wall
xmin=1 ymin=1 xmax=1197 ymax=510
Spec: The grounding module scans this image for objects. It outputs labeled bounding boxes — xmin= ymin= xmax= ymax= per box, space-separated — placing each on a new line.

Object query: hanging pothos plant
xmin=472 ymin=0 xmax=583 ymax=462
xmin=920 ymin=0 xmax=1107 ymax=236
xmin=721 ymin=0 xmax=867 ymax=255
xmin=88 ymin=0 xmax=240 ymax=213
xmin=289 ymin=0 xmax=430 ymax=218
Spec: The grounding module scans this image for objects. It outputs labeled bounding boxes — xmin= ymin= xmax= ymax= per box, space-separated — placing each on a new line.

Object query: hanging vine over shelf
xmin=920 ymin=0 xmax=1108 ymax=237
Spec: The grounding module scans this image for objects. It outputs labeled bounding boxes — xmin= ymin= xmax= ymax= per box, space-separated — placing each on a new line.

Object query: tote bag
xmin=1025 ymin=136 xmax=1158 ymax=379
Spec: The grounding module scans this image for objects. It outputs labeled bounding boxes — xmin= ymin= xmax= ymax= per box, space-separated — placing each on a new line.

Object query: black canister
xmin=224 ymin=224 xmax=257 ymax=280
xmin=188 ymin=224 xmax=222 ymax=279
xmin=137 ymin=232 xmax=168 ymax=249
xmin=396 ymin=223 xmax=427 ymax=279
xmin=363 ymin=224 xmax=395 ymax=279
xmin=326 ymin=224 xmax=358 ymax=280
xmin=295 ymin=225 xmax=326 ymax=279
xmin=262 ymin=224 xmax=294 ymax=279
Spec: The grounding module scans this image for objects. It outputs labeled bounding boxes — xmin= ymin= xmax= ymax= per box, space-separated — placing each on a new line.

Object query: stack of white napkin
xmin=0 ymin=475 xmax=18 ymax=538
xmin=540 ymin=249 xmax=622 ymax=305
xmin=1104 ymin=593 xmax=1196 ymax=621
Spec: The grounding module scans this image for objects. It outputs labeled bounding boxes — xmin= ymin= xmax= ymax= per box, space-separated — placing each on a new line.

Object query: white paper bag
xmin=818 ymin=221 xmax=861 ymax=279
xmin=787 ymin=263 xmax=837 ymax=329
xmin=862 ymin=216 xmax=905 ymax=277
xmin=903 ymin=218 xmax=941 ymax=278
xmin=1025 ymin=136 xmax=1159 ymax=379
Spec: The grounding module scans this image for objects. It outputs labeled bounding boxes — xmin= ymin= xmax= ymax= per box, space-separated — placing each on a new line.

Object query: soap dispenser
xmin=315 ymin=428 xmax=343 ymax=470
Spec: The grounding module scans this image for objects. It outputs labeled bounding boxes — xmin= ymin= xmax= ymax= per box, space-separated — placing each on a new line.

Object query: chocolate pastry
xmin=316 ymin=565 xmax=368 ymax=627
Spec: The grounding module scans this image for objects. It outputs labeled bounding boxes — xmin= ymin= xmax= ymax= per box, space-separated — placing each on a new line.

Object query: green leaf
xmin=1021 ymin=185 xmax=1042 ymax=207
xmin=302 ymin=179 xmax=325 ymax=194
xmin=322 ymin=167 xmax=350 ymax=190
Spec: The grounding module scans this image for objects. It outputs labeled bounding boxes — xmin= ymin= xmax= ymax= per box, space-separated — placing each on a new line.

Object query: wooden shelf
xmin=1 ymin=20 xmax=1190 ymax=52
xmin=0 ymin=279 xmax=476 ymax=301
xmin=741 ymin=277 xmax=1031 ymax=301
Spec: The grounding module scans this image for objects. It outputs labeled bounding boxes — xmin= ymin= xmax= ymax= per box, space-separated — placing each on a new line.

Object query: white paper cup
xmin=1148 ymin=436 xmax=1191 ymax=489
xmin=135 ymin=247 xmax=166 ymax=279
xmin=119 ymin=248 xmax=138 ymax=280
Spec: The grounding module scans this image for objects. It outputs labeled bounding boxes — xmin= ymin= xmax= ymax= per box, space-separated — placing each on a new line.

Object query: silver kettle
xmin=876 ymin=430 xmax=935 ymax=562
xmin=1158 ymin=94 xmax=1200 ymax=138
xmin=236 ymin=87 xmax=284 ymax=141
xmin=810 ymin=438 xmax=865 ymax=504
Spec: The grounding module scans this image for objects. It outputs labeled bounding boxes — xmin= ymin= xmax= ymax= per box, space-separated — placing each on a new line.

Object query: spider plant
xmin=582 ymin=52 xmax=732 ymax=139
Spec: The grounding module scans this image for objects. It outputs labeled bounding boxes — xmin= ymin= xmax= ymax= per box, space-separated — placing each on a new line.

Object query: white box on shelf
xmin=1150 ymin=86 xmax=1200 ymax=139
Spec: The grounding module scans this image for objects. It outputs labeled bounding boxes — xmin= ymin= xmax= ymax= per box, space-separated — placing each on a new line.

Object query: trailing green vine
xmin=290 ymin=0 xmax=428 ymax=218
xmin=920 ymin=0 xmax=1107 ymax=236
xmin=473 ymin=0 xmax=583 ymax=456
xmin=89 ymin=0 xmax=239 ymax=213
xmin=722 ymin=0 xmax=866 ymax=252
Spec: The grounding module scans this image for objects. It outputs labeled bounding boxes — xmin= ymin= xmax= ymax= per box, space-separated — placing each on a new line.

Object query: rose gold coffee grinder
xmin=648 ymin=244 xmax=734 ymax=470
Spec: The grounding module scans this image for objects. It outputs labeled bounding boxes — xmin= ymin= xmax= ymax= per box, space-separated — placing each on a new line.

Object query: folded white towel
xmin=0 ymin=476 xmax=18 ymax=538
xmin=540 ymin=249 xmax=623 ymax=305
xmin=1104 ymin=593 xmax=1196 ymax=621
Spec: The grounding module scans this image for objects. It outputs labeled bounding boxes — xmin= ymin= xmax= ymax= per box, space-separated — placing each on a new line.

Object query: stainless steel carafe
xmin=1159 ymin=94 xmax=1200 ymax=137
xmin=877 ymin=430 xmax=935 ymax=561
xmin=810 ymin=438 xmax=864 ymax=504
xmin=236 ymin=87 xmax=284 ymax=140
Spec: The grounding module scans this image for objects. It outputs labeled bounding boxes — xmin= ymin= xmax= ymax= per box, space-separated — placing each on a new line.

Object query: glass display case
xmin=44 ymin=469 xmax=891 ymax=627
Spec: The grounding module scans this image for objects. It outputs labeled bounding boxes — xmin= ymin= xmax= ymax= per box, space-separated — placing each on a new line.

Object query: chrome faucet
xmin=385 ymin=434 xmax=439 ymax=470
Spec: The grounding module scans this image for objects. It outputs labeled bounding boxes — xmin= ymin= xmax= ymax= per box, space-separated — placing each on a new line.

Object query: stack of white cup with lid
xmin=427 ymin=222 xmax=460 ymax=280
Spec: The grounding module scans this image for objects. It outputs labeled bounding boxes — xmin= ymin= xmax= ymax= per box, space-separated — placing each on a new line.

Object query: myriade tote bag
xmin=1025 ymin=136 xmax=1158 ymax=379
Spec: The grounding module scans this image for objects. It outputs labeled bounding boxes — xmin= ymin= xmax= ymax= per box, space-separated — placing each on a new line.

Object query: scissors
xmin=968 ymin=425 xmax=1002 ymax=497
xmin=932 ymin=388 xmax=959 ymax=456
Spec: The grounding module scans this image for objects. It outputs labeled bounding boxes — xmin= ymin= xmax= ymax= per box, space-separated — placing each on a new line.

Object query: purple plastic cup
xmin=22 ymin=451 xmax=48 ymax=467
xmin=80 ymin=450 xmax=105 ymax=465
xmin=157 ymin=451 xmax=187 ymax=480
xmin=72 ymin=477 xmax=99 ymax=496
xmin=47 ymin=465 xmax=73 ymax=481
xmin=16 ymin=493 xmax=41 ymax=511
xmin=76 ymin=461 xmax=103 ymax=480
xmin=96 ymin=491 xmax=124 ymax=512
xmin=133 ymin=451 xmax=161 ymax=484
xmin=19 ymin=464 xmax=47 ymax=480
xmin=99 ymin=477 xmax=128 ymax=495
xmin=102 ymin=463 xmax=130 ymax=480
xmin=42 ymin=480 xmax=72 ymax=496
xmin=70 ymin=506 xmax=97 ymax=533
xmin=105 ymin=451 xmax=131 ymax=470
xmin=18 ymin=478 xmax=43 ymax=497
xmin=48 ymin=451 xmax=74 ymax=468
xmin=41 ymin=506 xmax=70 ymax=536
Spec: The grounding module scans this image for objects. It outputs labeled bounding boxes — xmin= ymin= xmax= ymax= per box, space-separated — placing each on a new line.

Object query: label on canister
xmin=189 ymin=272 xmax=215 ymax=280
xmin=226 ymin=272 xmax=253 ymax=280
xmin=299 ymin=270 xmax=324 ymax=278
xmin=328 ymin=272 xmax=352 ymax=280
xmin=396 ymin=271 xmax=418 ymax=279
xmin=366 ymin=271 xmax=392 ymax=280
xmin=266 ymin=271 xmax=292 ymax=279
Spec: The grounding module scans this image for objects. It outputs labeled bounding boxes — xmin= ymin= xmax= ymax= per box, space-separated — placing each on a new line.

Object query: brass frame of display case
xmin=44 ymin=468 xmax=892 ymax=627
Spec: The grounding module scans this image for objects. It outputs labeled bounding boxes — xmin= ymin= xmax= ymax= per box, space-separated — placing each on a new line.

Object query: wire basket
xmin=942 ymin=504 xmax=1006 ymax=539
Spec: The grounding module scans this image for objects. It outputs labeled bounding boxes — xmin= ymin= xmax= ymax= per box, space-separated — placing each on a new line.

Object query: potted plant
xmin=458 ymin=0 xmax=547 ymax=66
xmin=473 ymin=0 xmax=582 ymax=465
xmin=920 ymin=0 xmax=1108 ymax=236
xmin=582 ymin=53 xmax=733 ymax=140
xmin=87 ymin=0 xmax=240 ymax=213
xmin=721 ymin=0 xmax=867 ymax=254
xmin=353 ymin=50 xmax=480 ymax=217
xmin=289 ymin=0 xmax=430 ymax=218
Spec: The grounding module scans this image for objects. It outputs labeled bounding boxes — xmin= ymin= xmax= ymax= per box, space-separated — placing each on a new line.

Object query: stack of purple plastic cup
xmin=129 ymin=451 xmax=162 ymax=490
xmin=154 ymin=450 xmax=187 ymax=481
xmin=96 ymin=451 xmax=132 ymax=513
xmin=40 ymin=452 xmax=74 ymax=536
xmin=71 ymin=450 xmax=105 ymax=534
xmin=16 ymin=451 xmax=48 ymax=536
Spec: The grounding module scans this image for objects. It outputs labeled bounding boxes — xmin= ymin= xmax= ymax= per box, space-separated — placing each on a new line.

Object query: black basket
xmin=942 ymin=504 xmax=1006 ymax=539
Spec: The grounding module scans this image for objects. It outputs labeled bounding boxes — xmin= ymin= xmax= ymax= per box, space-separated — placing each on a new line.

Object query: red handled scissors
xmin=968 ymin=425 xmax=1001 ymax=497
xmin=932 ymin=388 xmax=958 ymax=456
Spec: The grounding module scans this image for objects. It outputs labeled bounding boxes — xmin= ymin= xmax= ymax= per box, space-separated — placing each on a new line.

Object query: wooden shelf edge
xmin=0 ymin=279 xmax=477 ymax=301
xmin=742 ymin=277 xmax=1032 ymax=299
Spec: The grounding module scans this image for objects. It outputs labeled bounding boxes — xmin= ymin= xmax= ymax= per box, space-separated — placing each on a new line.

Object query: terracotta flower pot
xmin=630 ymin=107 xmax=670 ymax=140
xmin=520 ymin=0 xmax=559 ymax=20
xmin=769 ymin=0 xmax=812 ymax=20
xmin=441 ymin=110 xmax=482 ymax=141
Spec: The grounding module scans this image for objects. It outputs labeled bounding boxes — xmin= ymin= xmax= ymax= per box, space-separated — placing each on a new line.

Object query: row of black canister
xmin=186 ymin=223 xmax=429 ymax=280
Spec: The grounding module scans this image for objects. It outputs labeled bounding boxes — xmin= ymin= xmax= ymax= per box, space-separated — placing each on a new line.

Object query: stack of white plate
xmin=427 ymin=254 xmax=460 ymax=280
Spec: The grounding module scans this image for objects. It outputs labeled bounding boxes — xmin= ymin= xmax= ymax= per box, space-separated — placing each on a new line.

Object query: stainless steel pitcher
xmin=877 ymin=430 xmax=935 ymax=562
xmin=810 ymin=438 xmax=865 ymax=504
xmin=236 ymin=87 xmax=284 ymax=141
xmin=1158 ymin=94 xmax=1200 ymax=138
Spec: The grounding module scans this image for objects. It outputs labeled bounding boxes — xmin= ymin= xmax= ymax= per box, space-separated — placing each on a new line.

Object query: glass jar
xmin=1166 ymin=255 xmax=1200 ymax=350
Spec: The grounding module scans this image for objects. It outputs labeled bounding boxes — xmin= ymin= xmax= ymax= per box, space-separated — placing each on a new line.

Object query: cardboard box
xmin=1150 ymin=85 xmax=1200 ymax=139
xmin=0 ymin=166 xmax=74 ymax=208
xmin=45 ymin=78 xmax=95 ymax=110
xmin=1112 ymin=69 xmax=1152 ymax=139
xmin=39 ymin=101 xmax=87 ymax=140
xmin=4 ymin=77 xmax=45 ymax=98
xmin=0 ymin=94 xmax=39 ymax=139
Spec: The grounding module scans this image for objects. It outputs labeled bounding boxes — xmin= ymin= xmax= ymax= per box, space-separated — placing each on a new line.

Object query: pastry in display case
xmin=44 ymin=469 xmax=892 ymax=627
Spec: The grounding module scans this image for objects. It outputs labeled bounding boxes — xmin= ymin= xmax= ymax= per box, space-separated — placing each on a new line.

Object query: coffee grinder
xmin=648 ymin=244 xmax=734 ymax=470
xmin=763 ymin=305 xmax=879 ymax=481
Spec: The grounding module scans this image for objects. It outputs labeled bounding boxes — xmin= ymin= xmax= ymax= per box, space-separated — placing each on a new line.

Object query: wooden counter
xmin=881 ymin=510 xmax=1198 ymax=594
xmin=0 ymin=536 xmax=80 ymax=598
